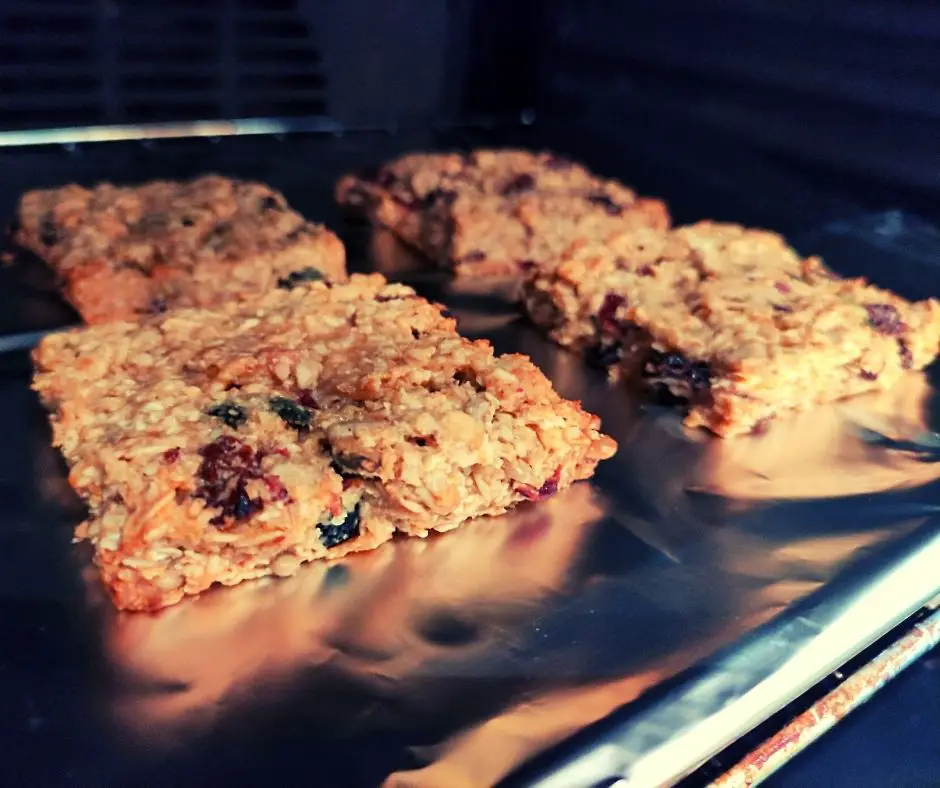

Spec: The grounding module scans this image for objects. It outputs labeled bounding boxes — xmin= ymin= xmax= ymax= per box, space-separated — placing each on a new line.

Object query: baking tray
xmin=1 ymin=128 xmax=939 ymax=787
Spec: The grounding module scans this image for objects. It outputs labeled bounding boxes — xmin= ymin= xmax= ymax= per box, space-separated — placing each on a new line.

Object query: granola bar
xmin=335 ymin=149 xmax=669 ymax=276
xmin=14 ymin=175 xmax=346 ymax=324
xmin=522 ymin=221 xmax=940 ymax=436
xmin=32 ymin=274 xmax=616 ymax=611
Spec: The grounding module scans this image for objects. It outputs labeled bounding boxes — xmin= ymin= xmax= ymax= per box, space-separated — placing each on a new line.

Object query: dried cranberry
xmin=297 ymin=389 xmax=319 ymax=409
xmin=637 ymin=264 xmax=655 ymax=277
xmin=516 ymin=468 xmax=561 ymax=501
xmin=40 ymin=214 xmax=58 ymax=246
xmin=501 ymin=173 xmax=536 ymax=196
xmin=587 ymin=193 xmax=622 ymax=216
xmin=277 ymin=267 xmax=324 ymax=290
xmin=772 ymin=303 xmax=793 ymax=313
xmin=865 ymin=303 xmax=907 ymax=336
xmin=774 ymin=281 xmax=791 ymax=294
xmin=264 ymin=474 xmax=292 ymax=502
xmin=319 ymin=504 xmax=361 ymax=548
xmin=460 ymin=250 xmax=486 ymax=264
xmin=163 ymin=447 xmax=181 ymax=464
xmin=453 ymin=367 xmax=486 ymax=392
xmin=586 ymin=340 xmax=623 ymax=369
xmin=517 ymin=259 xmax=537 ymax=273
xmin=207 ymin=401 xmax=247 ymax=429
xmin=195 ymin=436 xmax=269 ymax=526
xmin=596 ymin=293 xmax=626 ymax=334
xmin=899 ymin=340 xmax=914 ymax=370
xmin=860 ymin=369 xmax=879 ymax=381
xmin=269 ymin=396 xmax=311 ymax=430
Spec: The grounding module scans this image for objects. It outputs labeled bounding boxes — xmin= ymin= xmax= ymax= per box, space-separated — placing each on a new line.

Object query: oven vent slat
xmin=0 ymin=0 xmax=327 ymax=131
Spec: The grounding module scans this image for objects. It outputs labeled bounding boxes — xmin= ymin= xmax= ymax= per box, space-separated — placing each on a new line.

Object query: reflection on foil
xmin=106 ymin=485 xmax=604 ymax=741
xmin=15 ymin=219 xmax=940 ymax=786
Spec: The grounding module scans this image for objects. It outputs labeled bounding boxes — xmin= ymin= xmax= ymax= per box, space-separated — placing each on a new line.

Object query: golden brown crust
xmin=32 ymin=274 xmax=616 ymax=611
xmin=336 ymin=149 xmax=669 ymax=277
xmin=522 ymin=221 xmax=940 ymax=436
xmin=15 ymin=175 xmax=347 ymax=324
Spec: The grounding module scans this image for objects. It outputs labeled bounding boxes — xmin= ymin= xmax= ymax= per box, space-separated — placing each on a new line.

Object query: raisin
xmin=407 ymin=435 xmax=435 ymax=447
xmin=163 ymin=447 xmax=181 ymax=464
xmin=39 ymin=214 xmax=58 ymax=246
xmin=771 ymin=303 xmax=793 ymax=313
xmin=377 ymin=168 xmax=398 ymax=188
xmin=647 ymin=383 xmax=685 ymax=406
xmin=460 ymin=249 xmax=486 ymax=264
xmin=205 ymin=222 xmax=231 ymax=249
xmin=277 ymin=267 xmax=324 ymax=290
xmin=595 ymin=293 xmax=626 ymax=334
xmin=207 ymin=401 xmax=247 ymax=429
xmin=865 ymin=303 xmax=907 ymax=336
xmin=501 ymin=173 xmax=536 ymax=196
xmin=860 ymin=369 xmax=879 ymax=381
xmin=453 ymin=367 xmax=486 ymax=392
xmin=259 ymin=194 xmax=284 ymax=212
xmin=587 ymin=193 xmax=622 ymax=215
xmin=899 ymin=340 xmax=914 ymax=370
xmin=440 ymin=308 xmax=455 ymax=320
xmin=269 ymin=396 xmax=311 ymax=430
xmin=637 ymin=264 xmax=655 ymax=277
xmin=586 ymin=340 xmax=623 ymax=368
xmin=180 ymin=215 xmax=196 ymax=227
xmin=331 ymin=453 xmax=375 ymax=474
xmin=319 ymin=504 xmax=361 ymax=548
xmin=687 ymin=362 xmax=712 ymax=393
xmin=422 ymin=188 xmax=458 ymax=207
xmin=411 ymin=328 xmax=422 ymax=340
xmin=517 ymin=259 xmax=537 ymax=273
xmin=232 ymin=485 xmax=262 ymax=520
xmin=297 ymin=389 xmax=319 ymax=409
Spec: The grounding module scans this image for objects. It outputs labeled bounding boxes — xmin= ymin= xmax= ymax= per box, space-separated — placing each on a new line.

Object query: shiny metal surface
xmin=710 ymin=601 xmax=940 ymax=788
xmin=2 ymin=202 xmax=940 ymax=786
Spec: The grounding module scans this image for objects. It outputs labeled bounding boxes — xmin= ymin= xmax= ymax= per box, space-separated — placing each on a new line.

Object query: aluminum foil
xmin=2 ymin=219 xmax=940 ymax=787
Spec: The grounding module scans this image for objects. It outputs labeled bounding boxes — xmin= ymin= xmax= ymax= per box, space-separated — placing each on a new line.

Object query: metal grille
xmin=0 ymin=0 xmax=327 ymax=131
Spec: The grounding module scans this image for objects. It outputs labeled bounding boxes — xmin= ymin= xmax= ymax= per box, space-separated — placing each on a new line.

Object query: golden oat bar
xmin=336 ymin=149 xmax=669 ymax=276
xmin=32 ymin=274 xmax=616 ymax=611
xmin=14 ymin=175 xmax=346 ymax=324
xmin=522 ymin=222 xmax=940 ymax=436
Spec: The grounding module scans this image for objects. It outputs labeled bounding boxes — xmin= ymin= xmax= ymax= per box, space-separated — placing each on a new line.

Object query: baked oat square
xmin=336 ymin=149 xmax=669 ymax=277
xmin=522 ymin=221 xmax=940 ymax=436
xmin=32 ymin=274 xmax=615 ymax=610
xmin=14 ymin=175 xmax=346 ymax=324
